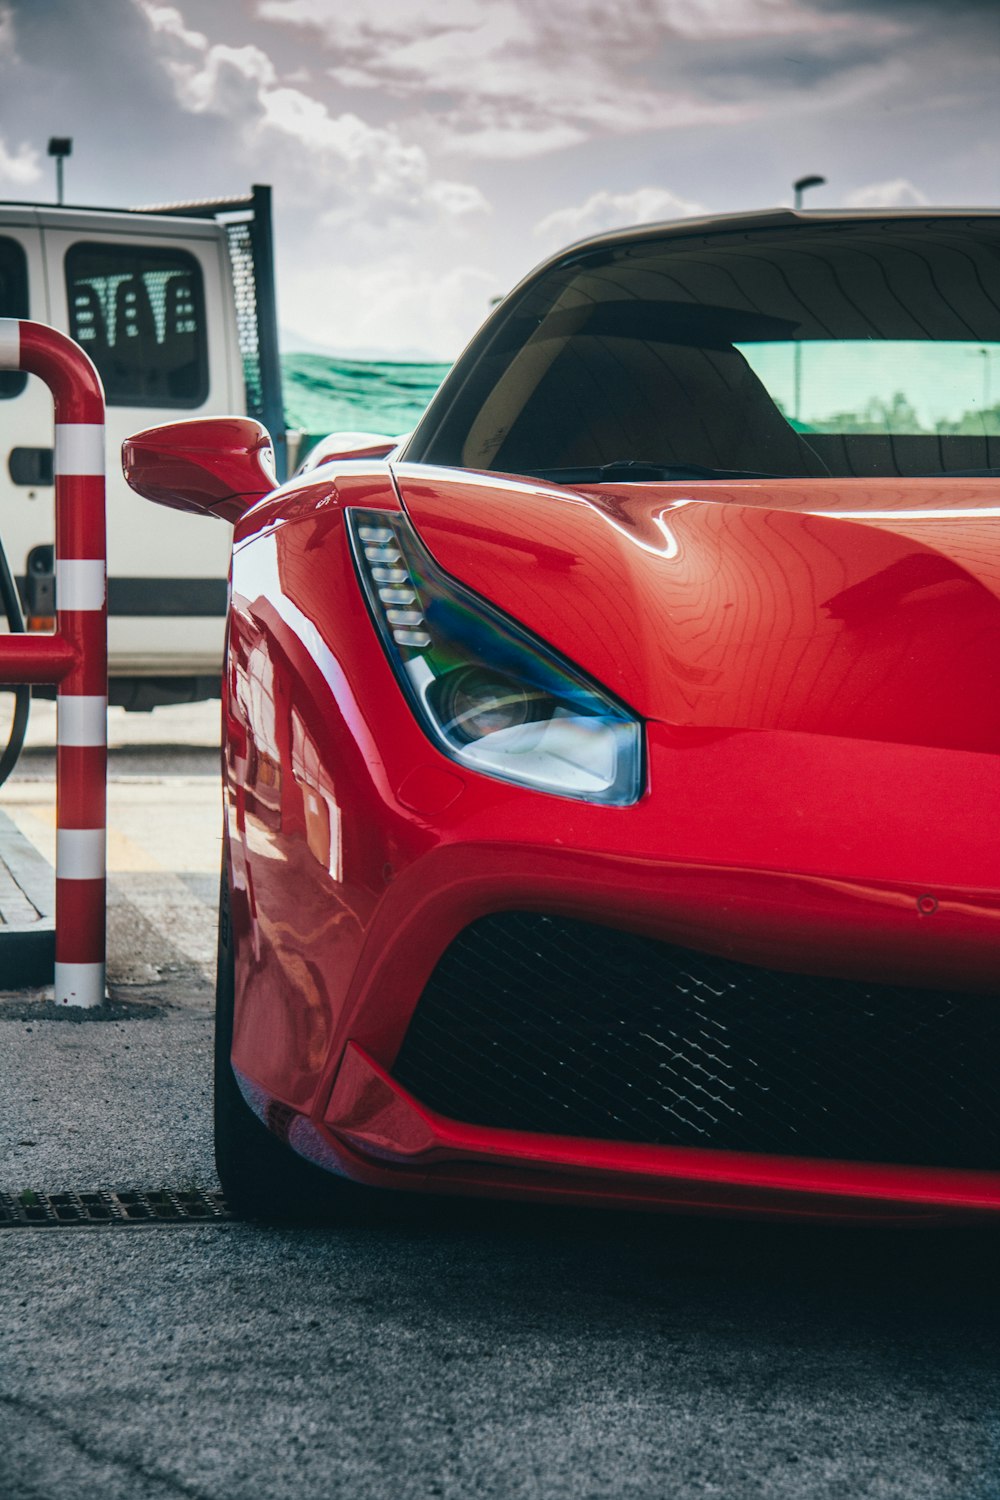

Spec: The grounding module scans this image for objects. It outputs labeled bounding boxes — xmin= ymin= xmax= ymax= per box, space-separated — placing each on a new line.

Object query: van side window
xmin=65 ymin=243 xmax=209 ymax=408
xmin=0 ymin=236 xmax=29 ymax=399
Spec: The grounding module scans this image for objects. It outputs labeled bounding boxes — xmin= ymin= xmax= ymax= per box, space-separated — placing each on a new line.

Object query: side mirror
xmin=122 ymin=417 xmax=277 ymax=524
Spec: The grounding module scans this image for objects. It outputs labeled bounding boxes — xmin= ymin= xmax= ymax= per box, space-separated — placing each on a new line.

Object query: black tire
xmin=214 ymin=857 xmax=378 ymax=1223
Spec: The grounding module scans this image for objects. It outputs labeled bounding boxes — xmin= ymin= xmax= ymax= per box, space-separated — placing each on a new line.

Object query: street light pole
xmin=47 ymin=137 xmax=72 ymax=206
xmin=793 ymin=174 xmax=826 ymax=211
xmin=791 ymin=175 xmax=826 ymax=420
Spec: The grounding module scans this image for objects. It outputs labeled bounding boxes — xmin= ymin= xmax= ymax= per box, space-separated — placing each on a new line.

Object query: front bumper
xmin=300 ymin=1045 xmax=1000 ymax=1223
xmin=233 ymin=727 xmax=1000 ymax=1221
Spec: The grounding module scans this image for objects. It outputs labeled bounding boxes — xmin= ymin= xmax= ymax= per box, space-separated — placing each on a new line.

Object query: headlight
xmin=347 ymin=508 xmax=643 ymax=805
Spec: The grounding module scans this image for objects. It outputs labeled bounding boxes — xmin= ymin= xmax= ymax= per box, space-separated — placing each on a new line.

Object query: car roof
xmin=541 ymin=205 xmax=1000 ymax=269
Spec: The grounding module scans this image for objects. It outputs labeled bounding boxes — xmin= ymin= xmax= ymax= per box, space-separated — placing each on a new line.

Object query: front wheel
xmin=214 ymin=859 xmax=377 ymax=1223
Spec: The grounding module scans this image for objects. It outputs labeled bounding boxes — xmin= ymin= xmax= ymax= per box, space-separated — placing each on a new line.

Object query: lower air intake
xmin=392 ymin=913 xmax=1000 ymax=1170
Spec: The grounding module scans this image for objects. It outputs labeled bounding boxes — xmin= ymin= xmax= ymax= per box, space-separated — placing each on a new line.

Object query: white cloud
xmin=534 ymin=187 xmax=706 ymax=252
xmin=134 ymin=1 xmax=274 ymax=116
xmin=281 ymin=258 xmax=499 ymax=360
xmin=134 ymin=0 xmax=488 ymax=224
xmin=0 ymin=3 xmax=17 ymax=61
xmin=171 ymin=42 xmax=277 ymax=113
xmin=136 ymin=1 xmax=207 ymax=50
xmin=424 ymin=116 xmax=588 ymax=161
xmin=652 ymin=0 xmax=860 ymax=39
xmin=262 ymin=0 xmax=839 ymax=160
xmin=150 ymin=0 xmax=766 ymax=167
xmin=260 ymin=0 xmax=497 ymax=52
xmin=258 ymin=91 xmax=489 ymax=218
xmin=261 ymin=0 xmax=852 ymax=51
xmin=0 ymin=137 xmax=42 ymax=187
xmin=844 ymin=178 xmax=930 ymax=208
xmin=261 ymin=89 xmax=421 ymax=181
xmin=421 ymin=89 xmax=758 ymax=160
xmin=328 ymin=65 xmax=380 ymax=91
xmin=425 ymin=179 xmax=491 ymax=217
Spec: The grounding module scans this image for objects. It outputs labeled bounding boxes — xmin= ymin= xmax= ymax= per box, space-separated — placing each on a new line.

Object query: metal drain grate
xmin=0 ymin=1189 xmax=231 ymax=1227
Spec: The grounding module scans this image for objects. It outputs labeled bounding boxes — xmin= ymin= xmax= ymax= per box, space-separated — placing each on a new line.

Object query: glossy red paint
xmin=122 ymin=417 xmax=276 ymax=524
xmin=395 ymin=465 xmax=1000 ymax=755
xmin=216 ymin=459 xmax=1000 ymax=1221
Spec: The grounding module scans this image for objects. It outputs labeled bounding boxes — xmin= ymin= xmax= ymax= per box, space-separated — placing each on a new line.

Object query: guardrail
xmin=0 ymin=318 xmax=106 ymax=1006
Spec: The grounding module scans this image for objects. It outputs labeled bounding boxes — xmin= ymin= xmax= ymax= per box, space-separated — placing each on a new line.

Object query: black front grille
xmin=392 ymin=913 xmax=1000 ymax=1171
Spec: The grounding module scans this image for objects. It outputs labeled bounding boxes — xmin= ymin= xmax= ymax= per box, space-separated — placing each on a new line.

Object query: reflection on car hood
xmin=393 ymin=464 xmax=1000 ymax=755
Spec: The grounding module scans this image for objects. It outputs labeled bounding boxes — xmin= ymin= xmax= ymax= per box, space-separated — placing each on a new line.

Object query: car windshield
xmin=408 ymin=217 xmax=1000 ymax=480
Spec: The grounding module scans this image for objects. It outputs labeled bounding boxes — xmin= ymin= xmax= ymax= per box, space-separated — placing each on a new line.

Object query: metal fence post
xmin=0 ymin=318 xmax=107 ymax=1006
xmin=249 ymin=184 xmax=286 ymax=480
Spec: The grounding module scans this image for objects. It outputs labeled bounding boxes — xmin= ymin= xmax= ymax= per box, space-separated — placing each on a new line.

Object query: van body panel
xmin=0 ymin=215 xmax=58 ymax=604
xmin=0 ymin=200 xmax=269 ymax=694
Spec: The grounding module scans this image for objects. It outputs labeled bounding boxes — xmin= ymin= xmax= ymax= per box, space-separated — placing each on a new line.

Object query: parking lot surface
xmin=1 ymin=703 xmax=999 ymax=1499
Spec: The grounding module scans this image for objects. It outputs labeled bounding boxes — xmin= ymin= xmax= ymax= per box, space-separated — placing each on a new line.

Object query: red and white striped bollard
xmin=0 ymin=318 xmax=107 ymax=1006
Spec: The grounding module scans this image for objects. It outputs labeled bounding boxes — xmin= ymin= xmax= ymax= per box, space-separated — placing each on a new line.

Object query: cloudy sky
xmin=1 ymin=0 xmax=998 ymax=358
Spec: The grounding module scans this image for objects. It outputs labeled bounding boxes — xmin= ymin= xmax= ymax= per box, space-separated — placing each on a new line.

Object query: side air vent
xmin=393 ymin=912 xmax=1000 ymax=1170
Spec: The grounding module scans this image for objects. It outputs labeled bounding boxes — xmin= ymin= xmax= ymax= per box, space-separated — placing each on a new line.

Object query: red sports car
xmin=124 ymin=209 xmax=1000 ymax=1224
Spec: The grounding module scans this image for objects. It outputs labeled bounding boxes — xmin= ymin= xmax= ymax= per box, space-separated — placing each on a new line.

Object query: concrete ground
xmin=1 ymin=700 xmax=999 ymax=1500
xmin=4 ymin=698 xmax=221 ymax=988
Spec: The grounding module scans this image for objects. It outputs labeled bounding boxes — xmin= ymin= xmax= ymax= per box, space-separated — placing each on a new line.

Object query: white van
xmin=0 ymin=186 xmax=285 ymax=708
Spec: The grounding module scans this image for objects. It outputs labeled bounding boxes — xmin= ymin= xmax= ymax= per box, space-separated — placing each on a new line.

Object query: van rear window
xmin=65 ymin=243 xmax=208 ymax=408
xmin=0 ymin=236 xmax=28 ymax=399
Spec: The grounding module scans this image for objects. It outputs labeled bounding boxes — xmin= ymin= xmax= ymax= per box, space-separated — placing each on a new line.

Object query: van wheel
xmin=214 ymin=859 xmax=375 ymax=1223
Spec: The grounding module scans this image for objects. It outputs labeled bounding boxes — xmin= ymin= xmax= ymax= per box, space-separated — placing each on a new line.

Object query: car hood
xmin=393 ymin=464 xmax=1000 ymax=755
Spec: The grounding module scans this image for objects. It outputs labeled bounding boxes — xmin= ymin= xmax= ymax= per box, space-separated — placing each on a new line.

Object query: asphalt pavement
xmin=1 ymin=701 xmax=999 ymax=1500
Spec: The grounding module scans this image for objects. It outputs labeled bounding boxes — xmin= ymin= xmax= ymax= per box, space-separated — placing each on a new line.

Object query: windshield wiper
xmin=522 ymin=460 xmax=784 ymax=484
